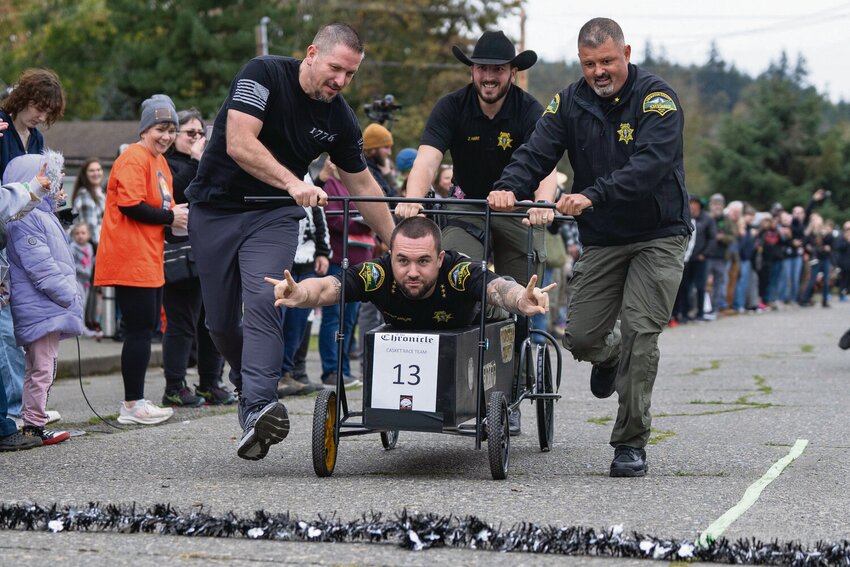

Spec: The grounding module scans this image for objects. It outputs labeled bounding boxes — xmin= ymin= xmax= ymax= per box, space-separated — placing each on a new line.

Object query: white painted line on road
xmin=697 ymin=439 xmax=809 ymax=547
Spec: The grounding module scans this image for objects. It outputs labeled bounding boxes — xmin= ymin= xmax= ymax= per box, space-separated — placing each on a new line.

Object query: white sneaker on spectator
xmin=117 ymin=400 xmax=173 ymax=425
xmin=46 ymin=410 xmax=61 ymax=424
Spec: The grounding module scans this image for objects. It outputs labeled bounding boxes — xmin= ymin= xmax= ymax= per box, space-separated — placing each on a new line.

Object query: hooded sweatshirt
xmin=3 ymin=150 xmax=83 ymax=346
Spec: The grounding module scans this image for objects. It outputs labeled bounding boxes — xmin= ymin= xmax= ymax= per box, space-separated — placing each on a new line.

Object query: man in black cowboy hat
xmin=397 ymin=29 xmax=558 ymax=436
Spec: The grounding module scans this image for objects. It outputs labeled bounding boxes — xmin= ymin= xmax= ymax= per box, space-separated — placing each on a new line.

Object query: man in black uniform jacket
xmin=185 ymin=23 xmax=395 ymax=462
xmin=265 ymin=217 xmax=554 ymax=335
xmin=491 ymin=18 xmax=691 ymax=477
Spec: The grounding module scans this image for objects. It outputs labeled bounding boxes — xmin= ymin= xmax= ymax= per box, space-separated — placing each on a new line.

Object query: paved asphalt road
xmin=1 ymin=302 xmax=849 ymax=565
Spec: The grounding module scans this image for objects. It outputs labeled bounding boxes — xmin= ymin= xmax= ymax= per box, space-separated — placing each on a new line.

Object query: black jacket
xmin=497 ymin=64 xmax=691 ymax=246
xmin=690 ymin=210 xmax=716 ymax=261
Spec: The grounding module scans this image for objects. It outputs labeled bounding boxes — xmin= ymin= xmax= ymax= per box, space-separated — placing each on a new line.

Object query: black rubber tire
xmin=487 ymin=391 xmax=510 ymax=480
xmin=380 ymin=430 xmax=399 ymax=450
xmin=535 ymin=344 xmax=555 ymax=452
xmin=312 ymin=389 xmax=338 ymax=477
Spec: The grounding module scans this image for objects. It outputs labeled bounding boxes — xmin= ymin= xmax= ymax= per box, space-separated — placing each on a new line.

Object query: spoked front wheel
xmin=535 ymin=343 xmax=555 ymax=452
xmin=312 ymin=389 xmax=338 ymax=477
xmin=486 ymin=391 xmax=510 ymax=480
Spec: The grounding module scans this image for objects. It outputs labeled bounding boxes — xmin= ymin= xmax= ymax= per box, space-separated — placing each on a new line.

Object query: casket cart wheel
xmin=486 ymin=390 xmax=510 ymax=480
xmin=380 ymin=430 xmax=399 ymax=450
xmin=535 ymin=343 xmax=555 ymax=452
xmin=312 ymin=389 xmax=338 ymax=477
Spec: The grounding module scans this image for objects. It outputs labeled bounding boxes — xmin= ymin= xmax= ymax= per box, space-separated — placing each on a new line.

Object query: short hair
xmin=390 ymin=216 xmax=442 ymax=252
xmin=1 ymin=68 xmax=65 ymax=126
xmin=177 ymin=107 xmax=204 ymax=128
xmin=313 ymin=23 xmax=364 ymax=55
xmin=577 ymin=18 xmax=625 ymax=49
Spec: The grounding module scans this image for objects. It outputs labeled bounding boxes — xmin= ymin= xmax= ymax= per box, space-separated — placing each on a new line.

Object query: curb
xmin=56 ymin=347 xmax=163 ymax=380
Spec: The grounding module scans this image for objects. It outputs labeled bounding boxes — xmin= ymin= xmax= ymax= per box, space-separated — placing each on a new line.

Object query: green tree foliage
xmin=1 ymin=0 xmax=117 ymax=118
xmin=104 ymin=0 xmax=298 ymax=119
xmin=704 ymin=53 xmax=830 ymax=211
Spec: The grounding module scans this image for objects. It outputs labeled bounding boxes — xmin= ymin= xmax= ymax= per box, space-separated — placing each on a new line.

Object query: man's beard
xmin=368 ymin=151 xmax=387 ymax=167
xmin=589 ymin=74 xmax=615 ymax=98
xmin=473 ymin=79 xmax=510 ymax=105
xmin=312 ymin=89 xmax=337 ymax=103
xmin=398 ymin=277 xmax=437 ymax=300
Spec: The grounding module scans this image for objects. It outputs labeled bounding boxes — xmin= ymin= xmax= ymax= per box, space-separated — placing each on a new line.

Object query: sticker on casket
xmin=372 ymin=332 xmax=440 ymax=412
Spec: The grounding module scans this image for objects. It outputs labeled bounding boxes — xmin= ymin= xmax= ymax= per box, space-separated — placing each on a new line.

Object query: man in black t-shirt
xmin=185 ymin=23 xmax=395 ymax=462
xmin=265 ymin=217 xmax=554 ymax=334
xmin=395 ymin=31 xmax=558 ymax=287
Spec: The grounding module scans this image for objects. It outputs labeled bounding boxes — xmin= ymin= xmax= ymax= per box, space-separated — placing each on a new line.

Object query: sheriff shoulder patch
xmin=543 ymin=93 xmax=560 ymax=116
xmin=642 ymin=92 xmax=677 ymax=116
xmin=449 ymin=262 xmax=472 ymax=291
xmin=358 ymin=262 xmax=385 ymax=292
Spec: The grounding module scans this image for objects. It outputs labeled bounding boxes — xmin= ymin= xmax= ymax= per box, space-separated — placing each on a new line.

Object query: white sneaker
xmin=11 ymin=411 xmax=59 ymax=429
xmin=117 ymin=400 xmax=174 ymax=425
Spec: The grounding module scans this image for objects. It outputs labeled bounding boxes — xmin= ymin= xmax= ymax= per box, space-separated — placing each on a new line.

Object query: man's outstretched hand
xmin=264 ymin=270 xmax=304 ymax=307
xmin=518 ymin=274 xmax=557 ymax=315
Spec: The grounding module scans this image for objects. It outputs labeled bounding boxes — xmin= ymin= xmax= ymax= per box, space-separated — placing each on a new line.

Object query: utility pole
xmin=517 ymin=3 xmax=528 ymax=91
xmin=256 ymin=16 xmax=271 ymax=56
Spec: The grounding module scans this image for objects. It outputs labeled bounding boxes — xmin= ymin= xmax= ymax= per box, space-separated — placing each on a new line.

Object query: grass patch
xmin=688 ymin=360 xmax=721 ymax=376
xmin=587 ymin=416 xmax=613 ymax=426
xmin=672 ymin=470 xmax=730 ymax=477
xmin=87 ymin=414 xmax=118 ymax=425
xmin=647 ymin=428 xmax=677 ymax=445
xmin=753 ymin=374 xmax=772 ymax=395
xmin=801 ymin=344 xmax=814 ymax=353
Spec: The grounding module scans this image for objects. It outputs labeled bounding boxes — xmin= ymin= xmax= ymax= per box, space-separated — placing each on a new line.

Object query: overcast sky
xmin=505 ymin=0 xmax=850 ymax=103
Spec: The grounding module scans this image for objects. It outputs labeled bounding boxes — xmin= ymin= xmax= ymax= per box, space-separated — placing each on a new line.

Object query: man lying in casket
xmin=265 ymin=216 xmax=554 ymax=329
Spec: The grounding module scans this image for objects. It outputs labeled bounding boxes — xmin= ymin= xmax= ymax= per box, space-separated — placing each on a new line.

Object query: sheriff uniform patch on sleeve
xmin=642 ymin=92 xmax=677 ymax=116
xmin=543 ymin=93 xmax=560 ymax=116
xmin=449 ymin=262 xmax=472 ymax=291
xmin=358 ymin=262 xmax=385 ymax=292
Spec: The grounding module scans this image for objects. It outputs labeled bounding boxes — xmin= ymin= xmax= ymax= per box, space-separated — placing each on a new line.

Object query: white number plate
xmin=371 ymin=332 xmax=440 ymax=412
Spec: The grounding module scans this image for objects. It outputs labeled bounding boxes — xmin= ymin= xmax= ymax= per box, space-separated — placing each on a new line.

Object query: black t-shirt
xmin=420 ymin=84 xmax=543 ymax=199
xmin=338 ymin=249 xmax=498 ymax=329
xmin=186 ymin=56 xmax=367 ymax=208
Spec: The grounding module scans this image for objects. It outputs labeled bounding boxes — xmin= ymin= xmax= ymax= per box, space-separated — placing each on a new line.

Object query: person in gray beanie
xmin=138 ymin=94 xmax=179 ymax=137
xmin=94 ymin=93 xmax=187 ymax=426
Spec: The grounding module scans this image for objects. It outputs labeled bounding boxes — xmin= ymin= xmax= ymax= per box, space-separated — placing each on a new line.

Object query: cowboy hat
xmin=452 ymin=30 xmax=537 ymax=71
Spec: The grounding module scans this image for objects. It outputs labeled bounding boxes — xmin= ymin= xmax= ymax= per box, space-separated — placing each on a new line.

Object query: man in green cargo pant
xmin=489 ymin=17 xmax=691 ymax=477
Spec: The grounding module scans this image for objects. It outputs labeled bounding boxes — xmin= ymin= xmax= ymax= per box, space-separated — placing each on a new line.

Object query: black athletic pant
xmin=115 ymin=286 xmax=163 ymax=402
xmin=162 ymin=277 xmax=224 ymax=391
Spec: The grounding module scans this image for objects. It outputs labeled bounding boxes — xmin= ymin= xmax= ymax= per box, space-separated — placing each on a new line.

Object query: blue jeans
xmin=280 ymin=270 xmax=315 ymax=374
xmin=801 ymin=259 xmax=831 ymax=305
xmin=733 ymin=260 xmax=752 ymax=310
xmin=0 ymin=307 xmax=25 ymax=417
xmin=319 ymin=264 xmax=360 ymax=377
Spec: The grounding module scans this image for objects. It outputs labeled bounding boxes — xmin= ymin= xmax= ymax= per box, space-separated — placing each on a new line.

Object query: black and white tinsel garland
xmin=1 ymin=502 xmax=849 ymax=565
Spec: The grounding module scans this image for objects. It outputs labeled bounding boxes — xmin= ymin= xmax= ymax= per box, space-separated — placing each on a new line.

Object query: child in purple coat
xmin=3 ymin=150 xmax=83 ymax=445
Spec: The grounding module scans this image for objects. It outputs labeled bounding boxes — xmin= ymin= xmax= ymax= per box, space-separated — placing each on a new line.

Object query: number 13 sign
xmin=371 ymin=333 xmax=440 ymax=412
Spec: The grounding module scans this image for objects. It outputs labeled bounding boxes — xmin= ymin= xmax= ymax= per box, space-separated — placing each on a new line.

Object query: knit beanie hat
xmin=362 ymin=123 xmax=393 ymax=151
xmin=138 ymin=94 xmax=178 ymax=136
xmin=395 ymin=147 xmax=417 ymax=173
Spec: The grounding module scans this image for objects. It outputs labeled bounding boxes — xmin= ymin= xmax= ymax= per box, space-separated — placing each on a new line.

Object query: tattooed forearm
xmin=486 ymin=278 xmax=524 ymax=313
